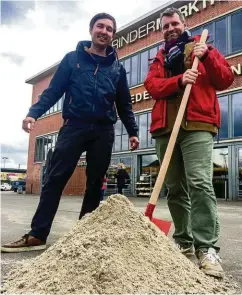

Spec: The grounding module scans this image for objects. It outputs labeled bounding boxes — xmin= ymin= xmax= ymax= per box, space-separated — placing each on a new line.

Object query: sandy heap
xmin=3 ymin=195 xmax=237 ymax=294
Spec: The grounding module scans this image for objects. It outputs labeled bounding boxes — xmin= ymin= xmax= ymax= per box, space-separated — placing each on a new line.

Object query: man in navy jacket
xmin=2 ymin=13 xmax=139 ymax=253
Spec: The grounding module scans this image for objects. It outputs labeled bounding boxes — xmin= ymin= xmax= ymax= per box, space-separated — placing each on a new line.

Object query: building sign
xmin=112 ymin=0 xmax=220 ymax=49
xmin=131 ymin=91 xmax=151 ymax=104
xmin=231 ymin=64 xmax=242 ymax=76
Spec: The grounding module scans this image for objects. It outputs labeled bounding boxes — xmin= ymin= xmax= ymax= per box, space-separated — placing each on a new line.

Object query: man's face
xmin=161 ymin=13 xmax=186 ymax=42
xmin=90 ymin=18 xmax=114 ymax=48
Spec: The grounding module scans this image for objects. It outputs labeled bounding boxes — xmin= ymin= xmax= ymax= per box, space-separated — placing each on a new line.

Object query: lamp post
xmin=2 ymin=157 xmax=8 ymax=169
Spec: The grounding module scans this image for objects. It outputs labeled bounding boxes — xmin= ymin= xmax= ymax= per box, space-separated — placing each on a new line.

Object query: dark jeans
xmin=29 ymin=125 xmax=114 ymax=241
xmin=117 ymin=186 xmax=124 ymax=194
xmin=100 ymin=189 xmax=106 ymax=201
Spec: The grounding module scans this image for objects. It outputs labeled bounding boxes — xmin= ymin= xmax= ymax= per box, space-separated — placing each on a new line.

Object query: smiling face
xmin=161 ymin=13 xmax=186 ymax=42
xmin=90 ymin=18 xmax=114 ymax=49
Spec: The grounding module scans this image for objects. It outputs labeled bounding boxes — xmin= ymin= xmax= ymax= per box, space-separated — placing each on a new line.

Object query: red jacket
xmin=144 ymin=38 xmax=234 ymax=134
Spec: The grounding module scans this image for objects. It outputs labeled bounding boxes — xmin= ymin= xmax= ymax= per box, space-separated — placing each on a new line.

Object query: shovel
xmin=144 ymin=29 xmax=209 ymax=235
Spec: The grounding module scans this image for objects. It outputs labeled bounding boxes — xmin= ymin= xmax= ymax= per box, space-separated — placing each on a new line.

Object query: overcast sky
xmin=0 ymin=0 xmax=168 ymax=169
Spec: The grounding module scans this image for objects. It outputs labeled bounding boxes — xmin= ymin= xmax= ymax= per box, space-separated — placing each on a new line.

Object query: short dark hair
xmin=89 ymin=13 xmax=117 ymax=35
xmin=160 ymin=7 xmax=185 ymax=23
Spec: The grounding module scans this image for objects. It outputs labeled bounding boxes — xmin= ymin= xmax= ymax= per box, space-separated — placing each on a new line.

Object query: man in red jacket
xmin=145 ymin=7 xmax=234 ymax=278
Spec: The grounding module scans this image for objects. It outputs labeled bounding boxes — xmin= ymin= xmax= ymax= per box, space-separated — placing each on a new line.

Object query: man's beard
xmin=164 ymin=29 xmax=183 ymax=42
xmin=93 ymin=35 xmax=110 ymax=49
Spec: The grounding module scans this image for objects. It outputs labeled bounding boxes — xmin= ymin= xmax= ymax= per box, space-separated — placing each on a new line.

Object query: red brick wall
xmin=26 ymin=1 xmax=242 ymax=195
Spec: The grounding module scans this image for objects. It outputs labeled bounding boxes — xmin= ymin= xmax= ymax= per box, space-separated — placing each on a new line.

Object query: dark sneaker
xmin=175 ymin=243 xmax=197 ymax=263
xmin=197 ymin=248 xmax=224 ymax=278
xmin=1 ymin=234 xmax=46 ymax=253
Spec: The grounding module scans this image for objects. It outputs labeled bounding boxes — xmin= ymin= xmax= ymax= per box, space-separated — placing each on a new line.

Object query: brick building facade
xmin=26 ymin=0 xmax=242 ymax=199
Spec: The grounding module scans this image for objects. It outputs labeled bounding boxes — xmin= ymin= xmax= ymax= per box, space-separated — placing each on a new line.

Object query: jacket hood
xmin=76 ymin=40 xmax=117 ymax=64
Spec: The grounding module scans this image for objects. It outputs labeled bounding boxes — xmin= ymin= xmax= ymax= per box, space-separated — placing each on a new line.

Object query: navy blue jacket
xmin=27 ymin=41 xmax=138 ymax=137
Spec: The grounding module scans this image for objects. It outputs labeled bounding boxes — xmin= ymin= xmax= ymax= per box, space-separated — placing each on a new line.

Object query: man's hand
xmin=181 ymin=69 xmax=200 ymax=87
xmin=193 ymin=42 xmax=208 ymax=59
xmin=129 ymin=136 xmax=139 ymax=151
xmin=22 ymin=117 xmax=36 ymax=133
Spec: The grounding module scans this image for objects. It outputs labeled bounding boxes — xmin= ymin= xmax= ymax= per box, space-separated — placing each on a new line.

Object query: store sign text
xmin=231 ymin=64 xmax=242 ymax=76
xmin=131 ymin=91 xmax=151 ymax=104
xmin=112 ymin=0 xmax=219 ymax=49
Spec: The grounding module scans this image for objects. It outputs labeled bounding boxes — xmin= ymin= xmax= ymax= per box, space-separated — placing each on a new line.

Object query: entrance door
xmin=236 ymin=146 xmax=242 ymax=199
xmin=106 ymin=156 xmax=133 ymax=196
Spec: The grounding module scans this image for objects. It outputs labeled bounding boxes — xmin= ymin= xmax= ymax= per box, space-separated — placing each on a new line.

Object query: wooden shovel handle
xmin=148 ymin=29 xmax=208 ymax=205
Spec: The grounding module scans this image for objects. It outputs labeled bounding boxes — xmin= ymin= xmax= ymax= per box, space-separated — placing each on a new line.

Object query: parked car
xmin=11 ymin=181 xmax=26 ymax=193
xmin=1 ymin=183 xmax=11 ymax=191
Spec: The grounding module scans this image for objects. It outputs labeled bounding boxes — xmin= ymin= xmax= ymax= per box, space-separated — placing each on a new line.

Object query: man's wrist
xmin=200 ymin=49 xmax=209 ymax=61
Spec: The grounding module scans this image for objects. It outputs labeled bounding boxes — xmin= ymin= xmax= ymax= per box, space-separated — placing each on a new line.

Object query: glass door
xmin=106 ymin=156 xmax=133 ymax=196
xmin=213 ymin=147 xmax=229 ymax=199
xmin=236 ymin=146 xmax=242 ymax=199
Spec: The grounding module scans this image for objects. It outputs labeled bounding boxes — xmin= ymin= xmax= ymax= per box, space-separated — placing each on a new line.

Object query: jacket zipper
xmin=93 ymin=64 xmax=99 ymax=113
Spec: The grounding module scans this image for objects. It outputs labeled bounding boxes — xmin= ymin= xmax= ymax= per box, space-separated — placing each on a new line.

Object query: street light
xmin=2 ymin=157 xmax=8 ymax=168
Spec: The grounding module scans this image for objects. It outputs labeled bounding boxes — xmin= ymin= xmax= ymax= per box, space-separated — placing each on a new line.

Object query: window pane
xmin=122 ymin=134 xmax=129 ymax=151
xmin=35 ymin=138 xmax=40 ymax=162
xmin=232 ymin=92 xmax=242 ymax=137
xmin=40 ymin=138 xmax=45 ymax=161
xmin=231 ymin=11 xmax=242 ymax=53
xmin=149 ymin=47 xmax=158 ymax=64
xmin=147 ymin=112 xmax=155 ymax=147
xmin=57 ymin=97 xmax=62 ymax=111
xmin=131 ymin=55 xmax=138 ymax=86
xmin=49 ymin=106 xmax=54 ymax=114
xmin=203 ymin=23 xmax=214 ymax=46
xmin=191 ymin=27 xmax=202 ymax=36
xmin=53 ymin=102 xmax=57 ymax=112
xmin=115 ymin=120 xmax=122 ymax=135
xmin=140 ymin=50 xmax=149 ymax=83
xmin=122 ymin=122 xmax=127 ymax=134
xmin=43 ymin=136 xmax=48 ymax=161
xmin=115 ymin=136 xmax=121 ymax=152
xmin=215 ymin=18 xmax=227 ymax=56
xmin=124 ymin=58 xmax=130 ymax=73
xmin=52 ymin=134 xmax=56 ymax=149
xmin=139 ymin=114 xmax=148 ymax=149
xmin=218 ymin=96 xmax=228 ymax=139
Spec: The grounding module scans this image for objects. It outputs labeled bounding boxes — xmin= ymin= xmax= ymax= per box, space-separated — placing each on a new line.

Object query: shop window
xmin=215 ymin=18 xmax=227 ymax=56
xmin=131 ymin=55 xmax=138 ymax=86
xmin=139 ymin=50 xmax=149 ymax=84
xmin=139 ymin=113 xmax=148 ymax=149
xmin=191 ymin=27 xmax=202 ymax=36
xmin=213 ymin=147 xmax=229 ymax=199
xmin=231 ymin=10 xmax=242 ymax=53
xmin=148 ymin=112 xmax=155 ymax=148
xmin=136 ymin=154 xmax=167 ymax=198
xmin=203 ymin=23 xmax=214 ymax=46
xmin=149 ymin=46 xmax=158 ymax=65
xmin=232 ymin=92 xmax=242 ymax=137
xmin=34 ymin=133 xmax=58 ymax=162
xmin=218 ymin=96 xmax=228 ymax=139
xmin=123 ymin=58 xmax=131 ymax=86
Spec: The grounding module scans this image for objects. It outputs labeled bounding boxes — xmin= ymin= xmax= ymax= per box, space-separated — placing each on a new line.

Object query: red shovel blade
xmin=151 ymin=217 xmax=172 ymax=236
xmin=145 ymin=203 xmax=172 ymax=236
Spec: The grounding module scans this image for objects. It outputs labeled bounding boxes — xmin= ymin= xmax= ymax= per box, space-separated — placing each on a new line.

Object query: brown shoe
xmin=197 ymin=248 xmax=224 ymax=278
xmin=1 ymin=234 xmax=46 ymax=253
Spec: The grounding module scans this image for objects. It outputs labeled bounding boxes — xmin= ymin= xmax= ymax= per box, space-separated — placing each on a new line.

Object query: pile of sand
xmin=3 ymin=195 xmax=237 ymax=294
